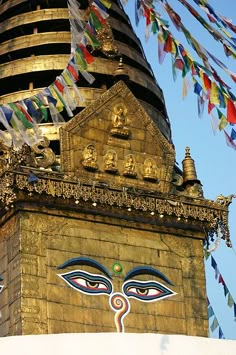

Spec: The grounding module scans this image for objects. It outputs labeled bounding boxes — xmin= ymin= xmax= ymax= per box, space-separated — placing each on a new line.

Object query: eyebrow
xmin=57 ymin=257 xmax=112 ymax=280
xmin=124 ymin=266 xmax=174 ymax=285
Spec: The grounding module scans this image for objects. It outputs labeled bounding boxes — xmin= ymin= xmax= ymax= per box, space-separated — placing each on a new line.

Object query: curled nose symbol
xmin=109 ymin=292 xmax=130 ymax=333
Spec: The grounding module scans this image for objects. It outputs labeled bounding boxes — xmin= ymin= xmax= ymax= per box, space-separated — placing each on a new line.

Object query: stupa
xmin=0 ymin=0 xmax=231 ymax=336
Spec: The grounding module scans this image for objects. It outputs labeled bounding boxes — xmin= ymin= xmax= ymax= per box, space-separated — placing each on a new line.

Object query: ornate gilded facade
xmin=0 ymin=0 xmax=232 ymax=337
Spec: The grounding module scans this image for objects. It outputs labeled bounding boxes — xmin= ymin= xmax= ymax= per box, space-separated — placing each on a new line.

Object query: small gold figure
xmin=82 ymin=144 xmax=98 ymax=171
xmin=111 ymin=104 xmax=130 ymax=139
xmin=123 ymin=154 xmax=137 ymax=178
xmin=143 ymin=159 xmax=158 ymax=182
xmin=97 ymin=23 xmax=118 ymax=58
xmin=104 ymin=150 xmax=118 ymax=173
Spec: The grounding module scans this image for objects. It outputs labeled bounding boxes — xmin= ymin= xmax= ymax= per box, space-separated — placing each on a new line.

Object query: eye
xmin=123 ymin=280 xmax=176 ymax=302
xmin=58 ymin=270 xmax=113 ymax=295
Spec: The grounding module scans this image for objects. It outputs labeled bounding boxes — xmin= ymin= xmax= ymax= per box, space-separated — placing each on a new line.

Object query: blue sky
xmin=124 ymin=0 xmax=236 ymax=339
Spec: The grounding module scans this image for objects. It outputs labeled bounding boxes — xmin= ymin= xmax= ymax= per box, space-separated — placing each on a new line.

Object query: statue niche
xmin=143 ymin=158 xmax=158 ymax=182
xmin=110 ymin=103 xmax=130 ymax=139
xmin=82 ymin=144 xmax=98 ymax=171
xmin=104 ymin=150 xmax=118 ymax=174
xmin=123 ymin=154 xmax=137 ymax=178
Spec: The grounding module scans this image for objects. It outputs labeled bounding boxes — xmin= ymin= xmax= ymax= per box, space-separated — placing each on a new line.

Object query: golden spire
xmin=182 ymin=147 xmax=200 ymax=184
xmin=113 ymin=57 xmax=129 ymax=81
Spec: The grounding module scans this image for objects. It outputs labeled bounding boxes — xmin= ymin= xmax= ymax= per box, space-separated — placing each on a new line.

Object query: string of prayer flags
xmin=192 ymin=0 xmax=236 ymax=34
xmin=210 ymin=255 xmax=236 ymax=319
xmin=161 ymin=1 xmax=236 ymax=86
xmin=122 ymin=0 xmax=236 ymax=149
xmin=207 ymin=299 xmax=225 ymax=338
xmin=224 ymin=130 xmax=236 ymax=150
xmin=176 ymin=0 xmax=236 ymax=58
xmin=0 ymin=0 xmax=111 ymax=148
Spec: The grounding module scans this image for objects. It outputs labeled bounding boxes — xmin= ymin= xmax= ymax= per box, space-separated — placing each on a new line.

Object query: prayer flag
xmin=208 ymin=306 xmax=214 ymax=318
xmin=231 ymin=128 xmax=236 ymax=140
xmin=224 ymin=130 xmax=236 ymax=150
xmin=210 ymin=317 xmax=219 ymax=332
xmin=227 ymin=98 xmax=236 ymax=124
xmin=228 ymin=293 xmax=234 ymax=308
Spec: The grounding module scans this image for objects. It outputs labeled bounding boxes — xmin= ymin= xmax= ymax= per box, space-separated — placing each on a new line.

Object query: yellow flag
xmin=99 ymin=0 xmax=111 ymax=8
xmin=218 ymin=114 xmax=228 ymax=130
xmin=62 ymin=71 xmax=73 ymax=86
xmin=182 ymin=77 xmax=187 ymax=99
xmin=221 ymin=28 xmax=232 ymax=38
xmin=49 ymin=85 xmax=64 ymax=112
xmin=210 ymin=82 xmax=220 ymax=105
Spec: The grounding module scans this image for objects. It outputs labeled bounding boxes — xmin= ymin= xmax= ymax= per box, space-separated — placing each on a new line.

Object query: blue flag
xmin=231 ymin=128 xmax=236 ymax=140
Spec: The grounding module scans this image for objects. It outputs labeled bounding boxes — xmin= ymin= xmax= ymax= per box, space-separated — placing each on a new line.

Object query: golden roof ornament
xmin=182 ymin=147 xmax=200 ymax=184
xmin=96 ymin=23 xmax=118 ymax=58
xmin=114 ymin=57 xmax=129 ymax=81
xmin=182 ymin=147 xmax=203 ymax=198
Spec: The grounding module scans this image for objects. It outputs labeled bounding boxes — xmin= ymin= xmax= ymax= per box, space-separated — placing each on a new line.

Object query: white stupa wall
xmin=0 ymin=333 xmax=235 ymax=355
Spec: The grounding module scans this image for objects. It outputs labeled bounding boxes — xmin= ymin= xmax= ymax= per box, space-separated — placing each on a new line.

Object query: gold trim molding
xmin=0 ymin=170 xmax=231 ymax=246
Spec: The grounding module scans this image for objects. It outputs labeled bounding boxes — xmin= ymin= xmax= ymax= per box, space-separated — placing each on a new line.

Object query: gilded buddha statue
xmin=110 ymin=104 xmax=130 ymax=139
xmin=123 ymin=154 xmax=137 ymax=178
xmin=143 ymin=159 xmax=158 ymax=182
xmin=104 ymin=150 xmax=118 ymax=173
xmin=82 ymin=144 xmax=98 ymax=171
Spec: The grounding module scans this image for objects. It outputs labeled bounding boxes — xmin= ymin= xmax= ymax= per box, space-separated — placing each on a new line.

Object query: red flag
xmin=164 ymin=33 xmax=173 ymax=53
xmin=15 ymin=102 xmax=33 ymax=123
xmin=227 ymin=98 xmax=236 ymax=124
xmin=79 ymin=44 xmax=94 ymax=64
xmin=54 ymin=79 xmax=64 ymax=93
xmin=203 ymin=73 xmax=211 ymax=90
xmin=218 ymin=274 xmax=225 ymax=285
xmin=174 ymin=57 xmax=184 ymax=70
xmin=90 ymin=5 xmax=106 ymax=25
xmin=67 ymin=64 xmax=79 ymax=81
xmin=208 ymin=100 xmax=215 ymax=113
xmin=207 ymin=14 xmax=216 ymax=23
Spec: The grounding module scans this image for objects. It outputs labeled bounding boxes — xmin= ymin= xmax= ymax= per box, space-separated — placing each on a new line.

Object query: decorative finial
xmin=182 ymin=147 xmax=203 ymax=198
xmin=182 ymin=146 xmax=199 ymax=183
xmin=114 ymin=57 xmax=129 ymax=81
xmin=185 ymin=146 xmax=191 ymax=158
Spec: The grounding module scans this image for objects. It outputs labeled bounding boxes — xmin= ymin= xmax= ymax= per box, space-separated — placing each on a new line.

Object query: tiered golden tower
xmin=0 ymin=0 xmax=230 ymax=336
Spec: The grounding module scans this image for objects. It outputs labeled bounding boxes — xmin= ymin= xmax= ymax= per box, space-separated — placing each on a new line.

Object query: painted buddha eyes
xmin=58 ymin=258 xmax=176 ymax=332
xmin=59 ymin=270 xmax=175 ymax=302
xmin=59 ymin=270 xmax=113 ymax=295
xmin=123 ymin=280 xmax=175 ymax=302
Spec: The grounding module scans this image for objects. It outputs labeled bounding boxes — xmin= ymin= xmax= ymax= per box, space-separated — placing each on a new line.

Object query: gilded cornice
xmin=0 ymin=169 xmax=231 ymax=246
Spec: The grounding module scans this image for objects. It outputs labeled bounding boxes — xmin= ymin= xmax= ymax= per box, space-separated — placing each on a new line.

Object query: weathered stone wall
xmin=0 ymin=215 xmax=22 ymax=336
xmin=0 ymin=210 xmax=208 ymax=336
